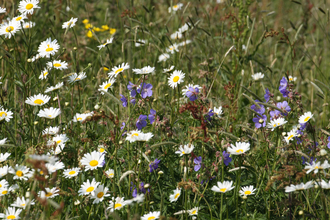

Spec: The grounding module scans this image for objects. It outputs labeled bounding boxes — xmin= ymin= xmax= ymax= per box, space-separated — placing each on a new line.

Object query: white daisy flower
xmin=13 ymin=14 xmax=27 ymax=22
xmin=78 ymin=178 xmax=100 ymax=196
xmin=211 ymin=106 xmax=223 ymax=118
xmin=0 ymin=108 xmax=13 ymax=122
xmin=175 ymin=144 xmax=194 ymax=156
xmin=0 ymin=186 xmax=14 ymax=197
xmin=107 ymin=197 xmax=129 ymax=212
xmin=98 ymin=145 xmax=107 ymax=154
xmin=47 ymin=60 xmax=68 ymax=70
xmin=44 ymin=82 xmax=64 ymax=93
xmin=0 ymin=138 xmax=7 ymax=145
xmin=0 ymin=152 xmax=10 ymax=162
xmin=158 ymin=53 xmax=170 ymax=62
xmin=68 ymin=72 xmax=87 ymax=83
xmin=181 ymin=84 xmax=202 ymax=95
xmin=25 ymin=94 xmax=51 ymax=106
xmin=62 ymin=17 xmax=78 ymax=29
xmin=53 ymin=145 xmax=64 ymax=155
xmin=166 ymin=43 xmax=179 ymax=54
xmin=227 ymin=142 xmax=250 ymax=155
xmin=168 ymin=3 xmax=184 ymax=13
xmin=98 ymin=78 xmax=116 ymax=95
xmin=39 ymin=68 xmax=50 ymax=80
xmin=0 ymin=207 xmax=22 ymax=219
xmin=73 ymin=112 xmax=93 ymax=122
xmin=211 ymin=181 xmax=235 ymax=193
xmin=0 ymin=165 xmax=10 ymax=178
xmin=138 ymin=132 xmax=154 ymax=142
xmin=239 ymin=185 xmax=256 ymax=197
xmin=133 ymin=194 xmax=145 ymax=203
xmin=80 ymin=151 xmax=105 ymax=171
xmin=188 ymin=207 xmax=199 ymax=216
xmin=108 ymin=63 xmax=130 ymax=78
xmin=63 ymin=167 xmax=80 ymax=179
xmin=178 ymin=23 xmax=189 ymax=33
xmin=171 ymin=31 xmax=183 ymax=40
xmin=0 ymin=77 xmax=2 ymax=84
xmin=251 ymin=72 xmax=264 ymax=80
xmin=168 ymin=70 xmax=185 ymax=88
xmin=178 ymin=40 xmax=192 ymax=47
xmin=288 ymin=75 xmax=297 ymax=82
xmin=141 ymin=211 xmax=161 ymax=220
xmin=22 ymin=21 xmax=35 ymax=29
xmin=29 ymin=154 xmax=58 ymax=163
xmin=0 ymin=7 xmax=6 ymax=14
xmin=285 ymin=181 xmax=314 ymax=193
xmin=11 ymin=197 xmax=35 ymax=209
xmin=51 ymin=134 xmax=68 ymax=146
xmin=38 ymin=38 xmax=60 ymax=58
xmin=42 ymin=126 xmax=60 ymax=135
xmin=38 ymin=187 xmax=60 ymax=199
xmin=163 ymin=65 xmax=175 ymax=73
xmin=318 ymin=179 xmax=330 ymax=189
xmin=169 ymin=188 xmax=181 ymax=202
xmin=125 ymin=130 xmax=153 ymax=143
xmin=0 ymin=20 xmax=21 ymax=39
xmin=305 ymin=160 xmax=330 ymax=174
xmin=18 ymin=0 xmax=40 ymax=15
xmin=0 ymin=179 xmax=9 ymax=189
xmin=135 ymin=39 xmax=146 ymax=47
xmin=45 ymin=161 xmax=65 ymax=174
xmin=284 ymin=129 xmax=297 ymax=144
xmin=132 ymin=66 xmax=155 ymax=75
xmin=37 ymin=107 xmax=61 ymax=119
xmin=267 ymin=118 xmax=288 ymax=131
xmin=105 ymin=168 xmax=115 ymax=178
xmin=97 ymin=37 xmax=114 ymax=50
xmin=299 ymin=112 xmax=313 ymax=124
xmin=91 ymin=184 xmax=110 ymax=204
xmin=9 ymin=165 xmax=34 ymax=181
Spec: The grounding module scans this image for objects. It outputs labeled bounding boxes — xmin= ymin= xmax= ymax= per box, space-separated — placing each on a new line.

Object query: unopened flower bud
xmin=149 ymin=201 xmax=154 ymax=205
xmin=25 ymin=191 xmax=30 ymax=198
xmin=258 ymin=119 xmax=264 ymax=123
xmin=315 ymin=184 xmax=319 ymax=189
xmin=320 ymin=149 xmax=327 ymax=156
xmin=65 ymin=102 xmax=69 ymax=106
xmin=158 ymin=171 xmax=163 ymax=175
xmin=242 ymin=195 xmax=247 ymax=200
xmin=119 ymin=141 xmax=123 ymax=145
xmin=27 ymin=59 xmax=32 ymax=62
xmin=34 ymin=121 xmax=38 ymax=125
xmin=73 ymin=47 xmax=77 ymax=50
xmin=282 ymin=132 xmax=286 ymax=136
xmin=276 ymin=96 xmax=281 ymax=101
xmin=94 ymin=104 xmax=100 ymax=110
xmin=53 ymin=97 xmax=58 ymax=101
xmin=298 ymin=211 xmax=303 ymax=215
xmin=74 ymin=200 xmax=80 ymax=205
xmin=144 ymin=184 xmax=150 ymax=188
xmin=180 ymin=161 xmax=185 ymax=166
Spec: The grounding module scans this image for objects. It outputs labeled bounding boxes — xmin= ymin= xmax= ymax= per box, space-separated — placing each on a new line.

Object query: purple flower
xmin=270 ymin=110 xmax=281 ymax=119
xmin=149 ymin=158 xmax=160 ymax=172
xmin=252 ymin=114 xmax=267 ymax=128
xmin=128 ymin=82 xmax=138 ymax=97
xmin=264 ymin=88 xmax=270 ymax=102
xmin=137 ymin=83 xmax=153 ymax=99
xmin=302 ymin=156 xmax=316 ymax=165
xmin=130 ymin=98 xmax=136 ymax=105
xmin=101 ymin=154 xmax=106 ymax=166
xmin=132 ymin=182 xmax=148 ymax=197
xmin=279 ymin=77 xmax=289 ymax=98
xmin=277 ymin=101 xmax=291 ymax=116
xmin=250 ymin=100 xmax=265 ymax=114
xmin=149 ymin=109 xmax=156 ymax=124
xmin=205 ymin=109 xmax=214 ymax=122
xmin=223 ymin=151 xmax=232 ymax=166
xmin=136 ymin=115 xmax=147 ymax=130
xmin=120 ymin=122 xmax=127 ymax=136
xmin=120 ymin=94 xmax=128 ymax=107
xmin=328 ymin=137 xmax=330 ymax=149
xmin=186 ymin=87 xmax=199 ymax=101
xmin=194 ymin=156 xmax=202 ymax=171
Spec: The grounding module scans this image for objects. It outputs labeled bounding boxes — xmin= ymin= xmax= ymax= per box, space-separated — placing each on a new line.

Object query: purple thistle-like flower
xmin=223 ymin=151 xmax=232 ymax=166
xmin=277 ymin=101 xmax=291 ymax=116
xmin=136 ymin=115 xmax=147 ymax=130
xmin=252 ymin=114 xmax=267 ymax=128
xmin=264 ymin=88 xmax=270 ymax=102
xmin=250 ymin=100 xmax=265 ymax=114
xmin=186 ymin=87 xmax=199 ymax=101
xmin=194 ymin=156 xmax=202 ymax=171
xmin=120 ymin=94 xmax=128 ymax=107
xmin=149 ymin=109 xmax=157 ymax=124
xmin=149 ymin=158 xmax=160 ymax=172
xmin=279 ymin=77 xmax=289 ymax=98
xmin=137 ymin=83 xmax=153 ymax=99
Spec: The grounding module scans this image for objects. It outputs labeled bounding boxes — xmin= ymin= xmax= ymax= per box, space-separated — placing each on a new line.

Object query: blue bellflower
xmin=148 ymin=109 xmax=156 ymax=124
xmin=186 ymin=87 xmax=199 ymax=101
xmin=252 ymin=114 xmax=267 ymax=128
xmin=136 ymin=115 xmax=147 ymax=130
xmin=279 ymin=77 xmax=289 ymax=98
xmin=137 ymin=83 xmax=153 ymax=99
xmin=149 ymin=158 xmax=160 ymax=172
xmin=194 ymin=156 xmax=202 ymax=171
xmin=223 ymin=151 xmax=232 ymax=166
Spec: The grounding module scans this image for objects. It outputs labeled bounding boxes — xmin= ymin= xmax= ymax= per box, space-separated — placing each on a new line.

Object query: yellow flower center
xmin=48 ymin=115 xmax=52 ymax=118
xmin=173 ymin=5 xmax=178 ymax=9
xmin=75 ymin=78 xmax=80 ymax=81
xmin=6 ymin=215 xmax=15 ymax=219
xmin=236 ymin=149 xmax=243 ymax=153
xmin=104 ymin=83 xmax=112 ymax=90
xmin=21 ymin=204 xmax=26 ymax=207
xmin=97 ymin=192 xmax=104 ymax=198
xmin=16 ymin=170 xmax=23 ymax=177
xmin=115 ymin=68 xmax=124 ymax=74
xmin=220 ymin=188 xmax=226 ymax=192
xmin=34 ymin=99 xmax=44 ymax=105
xmin=54 ymin=63 xmax=62 ymax=67
xmin=289 ymin=77 xmax=293 ymax=81
xmin=77 ymin=117 xmax=82 ymax=121
xmin=244 ymin=190 xmax=252 ymax=195
xmin=174 ymin=193 xmax=180 ymax=199
xmin=99 ymin=148 xmax=105 ymax=153
xmin=69 ymin=170 xmax=76 ymax=175
xmin=109 ymin=173 xmax=114 ymax=177
xmin=148 ymin=217 xmax=156 ymax=220
xmin=56 ymin=140 xmax=62 ymax=144
xmin=5 ymin=26 xmax=14 ymax=32
xmin=192 ymin=210 xmax=197 ymax=214
xmin=25 ymin=25 xmax=30 ymax=28
xmin=288 ymin=135 xmax=294 ymax=140
xmin=173 ymin=76 xmax=180 ymax=82
xmin=182 ymin=151 xmax=185 ymax=154
xmin=46 ymin=44 xmax=53 ymax=52
xmin=86 ymin=187 xmax=94 ymax=192
xmin=46 ymin=192 xmax=53 ymax=197
xmin=0 ymin=112 xmax=7 ymax=117
xmin=114 ymin=203 xmax=122 ymax=209
xmin=304 ymin=117 xmax=310 ymax=122
xmin=26 ymin=3 xmax=34 ymax=10
xmin=43 ymin=71 xmax=48 ymax=76
xmin=132 ymin=133 xmax=139 ymax=137
xmin=0 ymin=184 xmax=1 ymax=187
xmin=16 ymin=17 xmax=22 ymax=21
xmin=315 ymin=166 xmax=319 ymax=169
xmin=40 ymin=171 xmax=44 ymax=175
xmin=89 ymin=160 xmax=98 ymax=167
xmin=273 ymin=124 xmax=276 ymax=127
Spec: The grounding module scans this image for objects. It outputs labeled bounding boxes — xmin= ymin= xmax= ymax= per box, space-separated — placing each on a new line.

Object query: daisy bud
xmin=34 ymin=121 xmax=38 ymax=125
xmin=298 ymin=211 xmax=303 ymax=215
xmin=276 ymin=96 xmax=281 ymax=101
xmin=88 ymin=63 xmax=92 ymax=67
xmin=138 ymin=159 xmax=141 ymax=164
xmin=320 ymin=149 xmax=327 ymax=156
xmin=145 ymin=151 xmax=149 ymax=155
xmin=315 ymin=184 xmax=319 ymax=189
xmin=144 ymin=184 xmax=150 ymax=188
xmin=94 ymin=104 xmax=100 ymax=110
xmin=65 ymin=102 xmax=69 ymax=106
xmin=180 ymin=161 xmax=185 ymax=166
xmin=258 ymin=119 xmax=263 ymax=123
xmin=282 ymin=132 xmax=286 ymax=136
xmin=53 ymin=97 xmax=58 ymax=101
xmin=149 ymin=201 xmax=154 ymax=205
xmin=237 ymin=138 xmax=240 ymax=142
xmin=241 ymin=69 xmax=244 ymax=76
xmin=148 ymin=150 xmax=151 ymax=154
xmin=27 ymin=58 xmax=32 ymax=62
xmin=74 ymin=200 xmax=80 ymax=205
xmin=165 ymin=94 xmax=168 ymax=97
xmin=73 ymin=47 xmax=77 ymax=50
xmin=45 ymin=175 xmax=49 ymax=179
xmin=153 ymin=98 xmax=157 ymax=102
xmin=242 ymin=195 xmax=247 ymax=200
xmin=25 ymin=191 xmax=30 ymax=198
xmin=158 ymin=171 xmax=164 ymax=175
xmin=119 ymin=141 xmax=123 ymax=145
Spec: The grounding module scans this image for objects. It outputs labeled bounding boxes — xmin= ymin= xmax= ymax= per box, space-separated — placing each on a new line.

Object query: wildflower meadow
xmin=1 ymin=0 xmax=330 ymax=219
